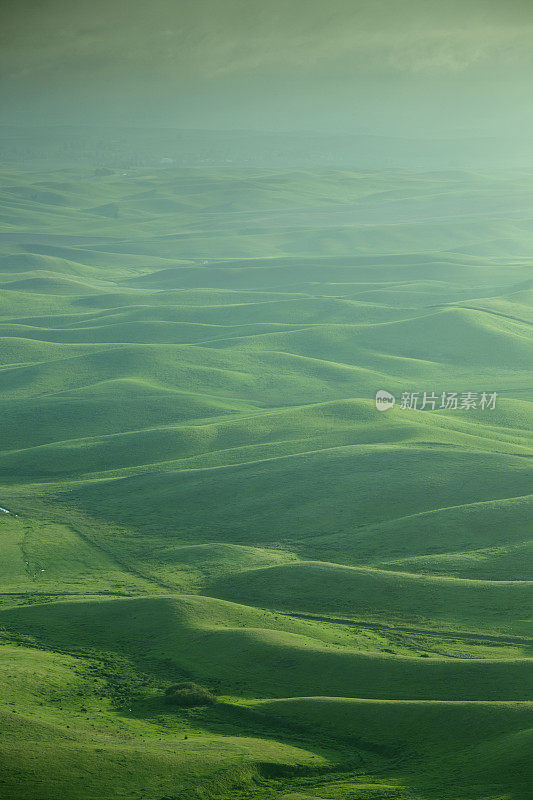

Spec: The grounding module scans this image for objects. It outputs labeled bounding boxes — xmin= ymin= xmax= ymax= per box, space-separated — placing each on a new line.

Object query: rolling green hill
xmin=0 ymin=166 xmax=531 ymax=800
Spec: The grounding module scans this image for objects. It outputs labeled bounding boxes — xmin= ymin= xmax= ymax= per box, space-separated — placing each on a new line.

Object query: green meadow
xmin=0 ymin=165 xmax=531 ymax=800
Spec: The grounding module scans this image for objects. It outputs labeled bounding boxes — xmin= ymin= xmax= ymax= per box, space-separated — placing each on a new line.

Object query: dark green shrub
xmin=163 ymin=681 xmax=216 ymax=707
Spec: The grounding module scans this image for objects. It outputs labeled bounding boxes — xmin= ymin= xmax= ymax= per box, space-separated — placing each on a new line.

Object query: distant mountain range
xmin=2 ymin=125 xmax=533 ymax=170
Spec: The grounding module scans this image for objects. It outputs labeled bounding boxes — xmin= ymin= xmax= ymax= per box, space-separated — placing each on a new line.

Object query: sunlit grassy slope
xmin=0 ymin=166 xmax=531 ymax=800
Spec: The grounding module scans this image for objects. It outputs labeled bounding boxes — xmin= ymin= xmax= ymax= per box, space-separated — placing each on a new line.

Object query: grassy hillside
xmin=0 ymin=165 xmax=531 ymax=800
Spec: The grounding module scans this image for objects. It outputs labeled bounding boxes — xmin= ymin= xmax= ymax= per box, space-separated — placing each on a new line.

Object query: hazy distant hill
xmin=2 ymin=125 xmax=533 ymax=169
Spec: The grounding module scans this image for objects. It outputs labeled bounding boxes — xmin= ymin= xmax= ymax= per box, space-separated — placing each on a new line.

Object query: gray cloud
xmin=2 ymin=0 xmax=532 ymax=136
xmin=2 ymin=0 xmax=533 ymax=81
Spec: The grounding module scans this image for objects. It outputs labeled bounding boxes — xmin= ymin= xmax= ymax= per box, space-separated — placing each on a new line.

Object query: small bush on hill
xmin=163 ymin=681 xmax=216 ymax=707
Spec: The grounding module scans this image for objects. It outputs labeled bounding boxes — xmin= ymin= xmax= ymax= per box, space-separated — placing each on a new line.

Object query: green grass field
xmin=0 ymin=165 xmax=531 ymax=800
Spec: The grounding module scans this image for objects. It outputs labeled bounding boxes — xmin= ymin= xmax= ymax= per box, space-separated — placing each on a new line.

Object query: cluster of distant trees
xmin=163 ymin=681 xmax=217 ymax=707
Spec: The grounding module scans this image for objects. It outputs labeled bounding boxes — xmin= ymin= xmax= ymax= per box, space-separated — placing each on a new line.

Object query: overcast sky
xmin=1 ymin=0 xmax=533 ymax=136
